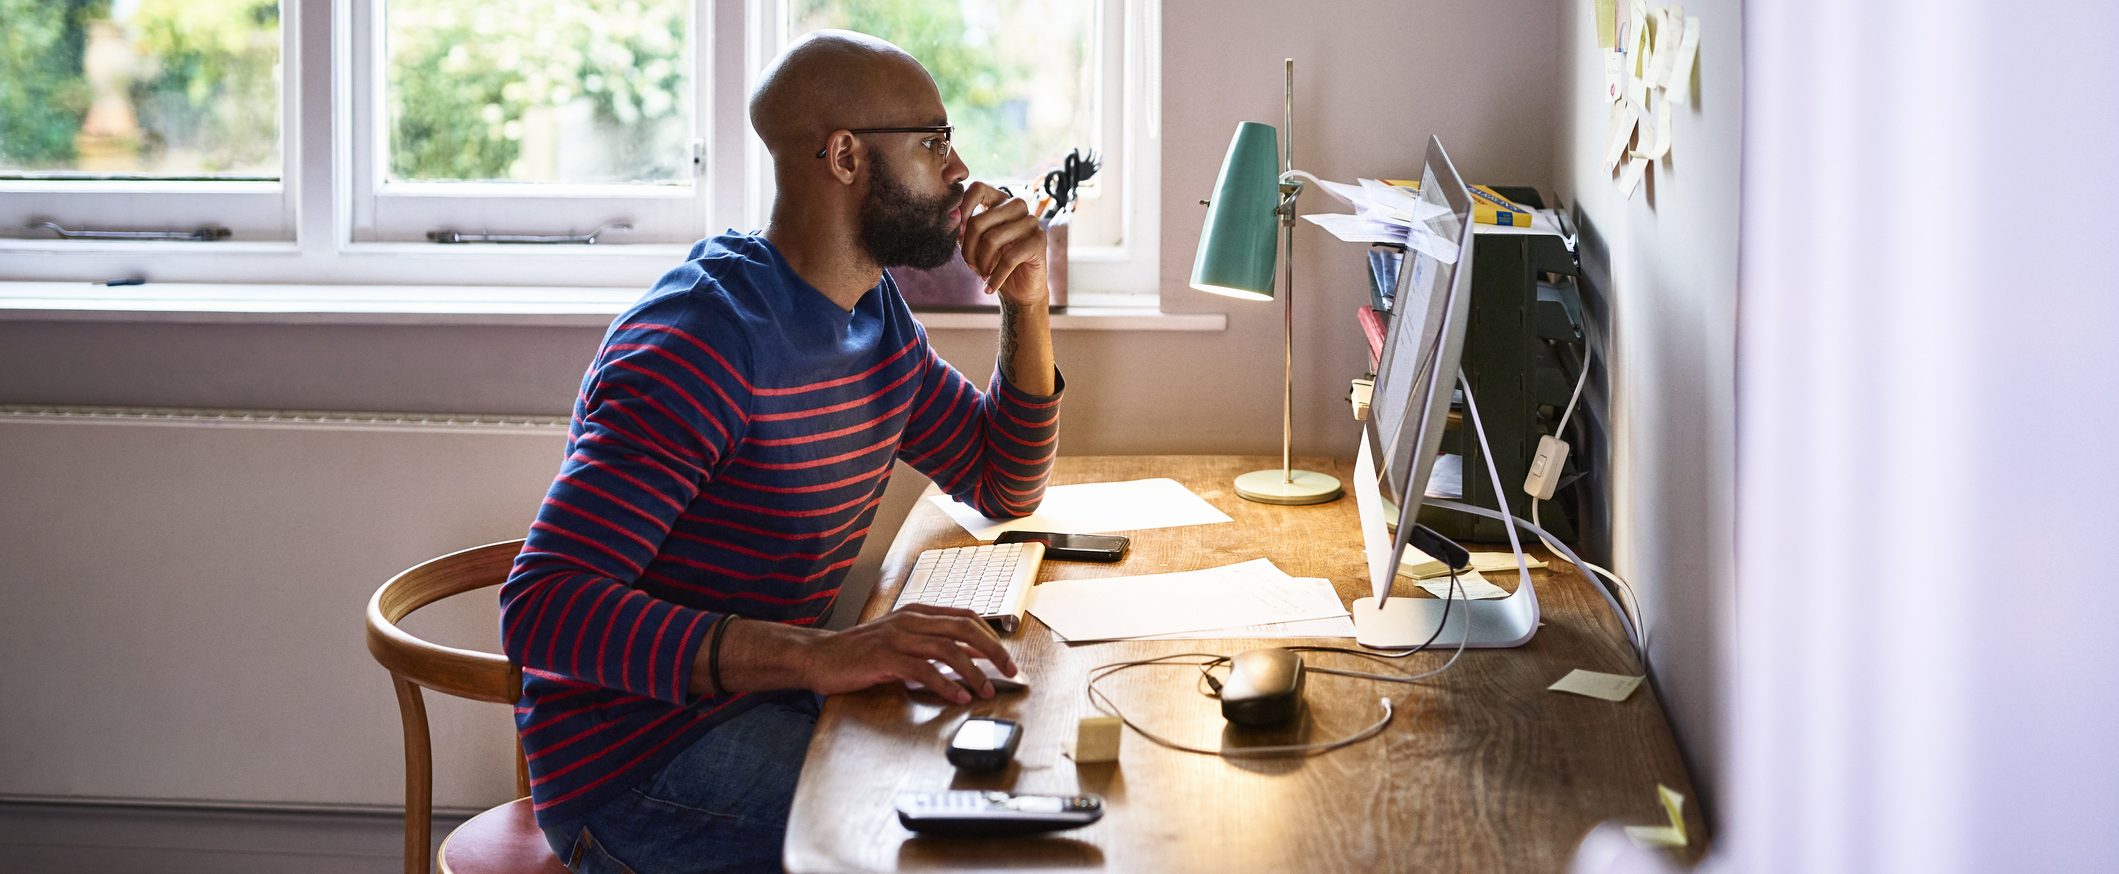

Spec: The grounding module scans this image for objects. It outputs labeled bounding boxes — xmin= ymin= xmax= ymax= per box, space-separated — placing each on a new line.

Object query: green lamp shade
xmin=1190 ymin=121 xmax=1281 ymax=301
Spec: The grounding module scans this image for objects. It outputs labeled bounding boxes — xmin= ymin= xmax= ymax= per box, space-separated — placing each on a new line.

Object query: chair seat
xmin=438 ymin=797 xmax=571 ymax=874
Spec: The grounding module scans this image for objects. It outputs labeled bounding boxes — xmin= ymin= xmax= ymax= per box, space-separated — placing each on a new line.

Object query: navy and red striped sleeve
xmin=498 ymin=305 xmax=752 ymax=705
xmin=896 ymin=328 xmax=1061 ymax=519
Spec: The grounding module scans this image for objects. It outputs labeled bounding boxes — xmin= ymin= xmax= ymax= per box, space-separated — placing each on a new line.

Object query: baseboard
xmin=0 ymin=801 xmax=470 ymax=874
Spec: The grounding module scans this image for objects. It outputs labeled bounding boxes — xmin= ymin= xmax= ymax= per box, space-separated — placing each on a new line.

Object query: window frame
xmin=0 ymin=0 xmax=1161 ymax=300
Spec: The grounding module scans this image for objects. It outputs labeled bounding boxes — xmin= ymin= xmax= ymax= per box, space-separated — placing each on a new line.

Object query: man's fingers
xmin=974 ymin=218 xmax=1036 ymax=277
xmin=983 ymin=234 xmax=1045 ymax=297
xmin=914 ymin=635 xmax=994 ymax=699
xmin=895 ymin=605 xmax=1013 ymax=674
xmin=959 ymin=181 xmax=1008 ymax=215
xmin=899 ymin=655 xmax=970 ymax=704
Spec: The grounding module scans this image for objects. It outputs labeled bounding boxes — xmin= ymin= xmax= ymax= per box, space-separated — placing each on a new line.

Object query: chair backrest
xmin=365 ymin=539 xmax=529 ymax=874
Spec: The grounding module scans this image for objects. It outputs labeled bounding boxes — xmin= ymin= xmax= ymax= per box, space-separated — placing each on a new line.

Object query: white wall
xmin=0 ymin=0 xmax=1561 ymax=813
xmin=1554 ymin=0 xmax=1743 ymax=826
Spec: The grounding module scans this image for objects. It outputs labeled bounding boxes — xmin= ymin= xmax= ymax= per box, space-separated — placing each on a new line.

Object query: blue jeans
xmin=540 ymin=694 xmax=821 ymax=873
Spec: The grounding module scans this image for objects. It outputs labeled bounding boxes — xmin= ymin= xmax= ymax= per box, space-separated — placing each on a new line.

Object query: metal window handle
xmin=425 ymin=222 xmax=632 ymax=245
xmin=33 ymin=221 xmax=230 ymax=242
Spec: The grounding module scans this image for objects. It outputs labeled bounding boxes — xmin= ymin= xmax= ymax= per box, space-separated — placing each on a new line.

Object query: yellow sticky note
xmin=1594 ymin=0 xmax=1618 ymax=49
xmin=1625 ymin=784 xmax=1688 ymax=848
xmin=1548 ymin=669 xmax=1645 ymax=702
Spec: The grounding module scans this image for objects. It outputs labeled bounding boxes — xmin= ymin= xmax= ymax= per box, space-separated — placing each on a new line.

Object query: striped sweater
xmin=498 ymin=231 xmax=1061 ymax=826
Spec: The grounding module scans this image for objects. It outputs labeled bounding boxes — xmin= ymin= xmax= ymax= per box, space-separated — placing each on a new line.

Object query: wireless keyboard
xmin=891 ymin=541 xmax=1046 ymax=633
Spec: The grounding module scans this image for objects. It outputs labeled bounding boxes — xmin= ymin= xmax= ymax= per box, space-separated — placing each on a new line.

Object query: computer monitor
xmin=1350 ymin=135 xmax=1540 ymax=649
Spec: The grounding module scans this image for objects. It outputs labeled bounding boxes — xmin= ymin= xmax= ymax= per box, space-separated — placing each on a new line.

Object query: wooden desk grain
xmin=785 ymin=456 xmax=1703 ymax=873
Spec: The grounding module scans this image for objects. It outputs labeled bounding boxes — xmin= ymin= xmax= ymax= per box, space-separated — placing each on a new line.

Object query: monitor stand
xmin=1351 ymin=586 xmax=1539 ymax=649
xmin=1351 ymin=435 xmax=1540 ymax=649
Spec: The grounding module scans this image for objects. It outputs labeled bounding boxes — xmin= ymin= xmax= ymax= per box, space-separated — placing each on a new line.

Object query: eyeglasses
xmin=815 ymin=125 xmax=954 ymax=161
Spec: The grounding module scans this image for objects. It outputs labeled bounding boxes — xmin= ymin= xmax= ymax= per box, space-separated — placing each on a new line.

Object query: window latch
xmin=425 ymin=222 xmax=632 ymax=245
xmin=33 ymin=221 xmax=230 ymax=242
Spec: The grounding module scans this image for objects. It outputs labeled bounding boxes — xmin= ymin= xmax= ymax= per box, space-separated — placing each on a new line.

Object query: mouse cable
xmin=1281 ymin=571 xmax=1474 ymax=685
xmin=1084 ymin=652 xmax=1396 ymax=759
xmin=1190 ymin=573 xmax=1469 ymax=691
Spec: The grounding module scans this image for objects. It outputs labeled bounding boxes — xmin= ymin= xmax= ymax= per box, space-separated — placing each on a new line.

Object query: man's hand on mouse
xmin=798 ymin=603 xmax=1017 ymax=704
xmin=957 ymin=181 xmax=1049 ymax=308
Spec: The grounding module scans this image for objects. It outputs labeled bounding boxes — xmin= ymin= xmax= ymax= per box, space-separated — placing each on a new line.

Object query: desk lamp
xmin=1190 ymin=59 xmax=1343 ymax=505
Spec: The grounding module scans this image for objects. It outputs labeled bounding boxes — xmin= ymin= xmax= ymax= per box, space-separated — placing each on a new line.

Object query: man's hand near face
xmin=958 ymin=181 xmax=1049 ymax=307
xmin=956 ymin=181 xmax=1056 ymax=395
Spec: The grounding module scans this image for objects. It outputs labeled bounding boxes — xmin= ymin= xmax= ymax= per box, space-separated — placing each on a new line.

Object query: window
xmin=0 ymin=0 xmax=1159 ymax=297
xmin=0 ymin=0 xmax=295 ymax=240
xmin=349 ymin=0 xmax=710 ymax=244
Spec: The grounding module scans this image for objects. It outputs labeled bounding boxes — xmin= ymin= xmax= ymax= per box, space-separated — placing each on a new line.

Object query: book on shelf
xmin=1382 ymin=179 xmax=1534 ymax=228
xmin=1366 ymin=247 xmax=1403 ymax=312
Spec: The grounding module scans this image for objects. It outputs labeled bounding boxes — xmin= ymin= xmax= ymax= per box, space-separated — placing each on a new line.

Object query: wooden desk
xmin=786 ymin=456 xmax=1703 ymax=872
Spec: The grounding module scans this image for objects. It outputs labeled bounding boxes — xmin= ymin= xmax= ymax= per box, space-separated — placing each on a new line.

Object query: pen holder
xmin=894 ymin=216 xmax=1068 ymax=311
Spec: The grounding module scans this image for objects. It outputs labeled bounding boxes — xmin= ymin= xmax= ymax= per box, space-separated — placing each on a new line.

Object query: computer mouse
xmin=1220 ymin=647 xmax=1305 ymax=726
xmin=903 ymin=658 xmax=1028 ymax=695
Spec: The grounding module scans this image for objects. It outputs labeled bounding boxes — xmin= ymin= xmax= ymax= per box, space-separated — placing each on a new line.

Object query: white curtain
xmin=1729 ymin=1 xmax=2119 ymax=872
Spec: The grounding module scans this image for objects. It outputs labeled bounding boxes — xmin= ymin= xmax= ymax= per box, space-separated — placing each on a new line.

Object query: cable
xmin=1555 ymin=339 xmax=1592 ymax=436
xmin=1295 ymin=571 xmax=1472 ymax=684
xmin=1455 ymin=376 xmax=1534 ymax=598
xmin=1429 ymin=498 xmax=1644 ymax=669
xmin=1085 ymin=652 xmax=1395 ymax=758
xmin=1532 ymin=498 xmax=1646 ymax=649
xmin=1532 ymin=340 xmax=1648 ymax=649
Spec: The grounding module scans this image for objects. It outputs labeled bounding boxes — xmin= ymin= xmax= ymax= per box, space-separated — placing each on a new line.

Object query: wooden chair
xmin=366 ymin=539 xmax=569 ymax=874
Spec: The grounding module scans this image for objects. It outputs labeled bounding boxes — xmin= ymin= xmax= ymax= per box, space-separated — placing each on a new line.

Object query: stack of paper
xmin=1026 ymin=558 xmax=1355 ymax=642
xmin=1299 ymin=176 xmax=1461 ymax=265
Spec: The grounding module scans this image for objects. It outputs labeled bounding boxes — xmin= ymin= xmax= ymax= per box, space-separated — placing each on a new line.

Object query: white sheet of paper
xmin=1026 ymin=559 xmax=1347 ymax=642
xmin=1424 ymin=452 xmax=1464 ymax=499
xmin=1630 ymin=98 xmax=1660 ymax=160
xmin=1645 ymin=9 xmax=1677 ymax=89
xmin=929 ymin=477 xmax=1230 ymax=540
xmin=1604 ymin=103 xmax=1639 ymax=171
xmin=1548 ymin=668 xmax=1646 ymax=702
xmin=1668 ymin=16 xmax=1702 ymax=103
xmin=1358 ymin=177 xmax=1453 ymax=225
xmin=1302 ymin=212 xmax=1411 ymax=245
xmin=1649 ymin=99 xmax=1673 ymax=159
xmin=1141 ymin=578 xmax=1356 ymax=639
xmin=1619 ymin=155 xmax=1649 ymax=198
xmin=1415 ymin=569 xmax=1511 ymax=601
xmin=1301 ymin=213 xmax=1460 ymax=264
xmin=1312 ymin=177 xmax=1366 ymax=208
xmin=1144 ymin=613 xmax=1359 ymax=640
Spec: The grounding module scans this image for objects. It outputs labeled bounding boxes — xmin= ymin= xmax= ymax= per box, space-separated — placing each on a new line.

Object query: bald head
xmin=750 ymin=30 xmax=942 ymax=163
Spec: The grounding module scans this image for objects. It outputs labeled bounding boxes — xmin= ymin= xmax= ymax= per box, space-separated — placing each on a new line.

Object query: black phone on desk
xmin=994 ymin=531 xmax=1128 ymax=562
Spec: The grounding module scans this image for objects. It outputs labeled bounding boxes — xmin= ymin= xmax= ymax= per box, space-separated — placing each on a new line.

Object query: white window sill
xmin=0 ymin=282 xmax=1227 ymax=331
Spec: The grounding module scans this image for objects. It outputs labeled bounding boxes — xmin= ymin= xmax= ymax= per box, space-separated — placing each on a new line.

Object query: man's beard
xmin=857 ymin=150 xmax=963 ymax=270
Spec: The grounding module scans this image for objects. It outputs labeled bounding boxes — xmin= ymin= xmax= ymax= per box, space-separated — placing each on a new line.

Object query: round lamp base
xmin=1233 ymin=469 xmax=1343 ymax=505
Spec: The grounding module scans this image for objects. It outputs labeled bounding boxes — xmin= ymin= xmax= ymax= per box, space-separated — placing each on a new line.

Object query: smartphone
xmin=946 ymin=717 xmax=1022 ymax=771
xmin=994 ymin=531 xmax=1129 ymax=562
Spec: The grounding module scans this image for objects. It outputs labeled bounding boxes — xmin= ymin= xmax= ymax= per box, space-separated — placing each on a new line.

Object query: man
xmin=498 ymin=31 xmax=1062 ymax=873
